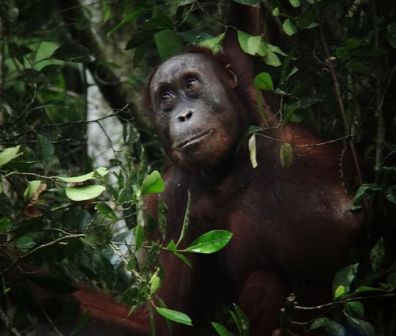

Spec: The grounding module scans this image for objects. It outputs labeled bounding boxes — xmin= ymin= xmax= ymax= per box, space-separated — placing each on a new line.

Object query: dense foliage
xmin=0 ymin=0 xmax=395 ymax=335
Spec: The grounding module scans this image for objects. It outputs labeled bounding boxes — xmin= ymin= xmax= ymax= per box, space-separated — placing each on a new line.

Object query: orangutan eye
xmin=185 ymin=77 xmax=201 ymax=97
xmin=160 ymin=90 xmax=176 ymax=111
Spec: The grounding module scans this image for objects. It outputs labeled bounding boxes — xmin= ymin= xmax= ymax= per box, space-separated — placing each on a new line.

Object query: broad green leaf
xmin=289 ymin=0 xmax=301 ymax=7
xmin=282 ymin=19 xmax=298 ymax=36
xmin=264 ymin=50 xmax=281 ymax=67
xmin=166 ymin=240 xmax=177 ymax=252
xmin=65 ymin=185 xmax=106 ymax=201
xmin=107 ymin=9 xmax=145 ymax=36
xmin=23 ymin=180 xmax=41 ymax=200
xmin=280 ymin=143 xmax=293 ymax=168
xmin=385 ymin=186 xmax=396 ymax=204
xmin=95 ymin=203 xmax=118 ymax=221
xmin=184 ymin=230 xmax=233 ymax=254
xmin=51 ymin=43 xmax=93 ymax=63
xmin=352 ymin=184 xmax=382 ymax=209
xmin=142 ymin=170 xmax=165 ymax=195
xmin=269 ymin=44 xmax=287 ymax=56
xmin=149 ymin=271 xmax=161 ymax=295
xmin=248 ymin=134 xmax=258 ymax=168
xmin=134 ymin=225 xmax=145 ymax=251
xmin=125 ymin=15 xmax=173 ymax=50
xmin=155 ymin=307 xmax=193 ymax=326
xmin=0 ymin=218 xmax=11 ymax=233
xmin=310 ymin=317 xmax=345 ymax=336
xmin=254 ymin=72 xmax=274 ymax=91
xmin=154 ymin=29 xmax=183 ymax=60
xmin=354 ymin=184 xmax=382 ymax=200
xmin=125 ymin=30 xmax=154 ymax=50
xmin=232 ymin=0 xmax=261 ymax=5
xmin=0 ymin=145 xmax=22 ymax=167
xmin=198 ymin=33 xmax=225 ymax=54
xmin=230 ymin=304 xmax=250 ymax=336
xmin=345 ymin=301 xmax=364 ymax=318
xmin=211 ymin=322 xmax=232 ymax=336
xmin=333 ymin=263 xmax=358 ymax=294
xmin=272 ymin=8 xmax=280 ymax=16
xmin=347 ymin=316 xmax=375 ymax=336
xmin=353 ymin=286 xmax=388 ymax=294
xmin=237 ymin=31 xmax=267 ymax=57
xmin=334 ymin=285 xmax=346 ymax=300
xmin=58 ymin=167 xmax=109 ymax=183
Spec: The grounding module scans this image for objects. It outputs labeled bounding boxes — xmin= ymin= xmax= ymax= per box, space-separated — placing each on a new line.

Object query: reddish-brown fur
xmin=3 ymin=4 xmax=362 ymax=336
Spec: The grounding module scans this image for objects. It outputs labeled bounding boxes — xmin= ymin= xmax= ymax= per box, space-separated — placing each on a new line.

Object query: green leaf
xmin=232 ymin=0 xmax=261 ymax=5
xmin=107 ymin=8 xmax=145 ymax=36
xmin=334 ymin=285 xmax=346 ymax=300
xmin=230 ymin=304 xmax=250 ymax=336
xmin=125 ymin=15 xmax=173 ymax=50
xmin=125 ymin=30 xmax=154 ymax=50
xmin=211 ymin=322 xmax=232 ymax=336
xmin=353 ymin=286 xmax=388 ymax=294
xmin=51 ymin=43 xmax=93 ymax=63
xmin=345 ymin=301 xmax=364 ymax=318
xmin=237 ymin=31 xmax=267 ymax=57
xmin=95 ymin=203 xmax=118 ymax=221
xmin=280 ymin=143 xmax=293 ymax=168
xmin=155 ymin=307 xmax=193 ymax=326
xmin=149 ymin=271 xmax=161 ymax=295
xmin=184 ymin=230 xmax=233 ymax=254
xmin=134 ymin=225 xmax=145 ymax=251
xmin=347 ymin=316 xmax=375 ymax=336
xmin=248 ymin=134 xmax=258 ymax=168
xmin=289 ymin=0 xmax=301 ymax=7
xmin=282 ymin=19 xmax=298 ymax=36
xmin=154 ymin=29 xmax=183 ymax=60
xmin=310 ymin=317 xmax=345 ymax=336
xmin=264 ymin=50 xmax=281 ymax=67
xmin=65 ymin=185 xmax=106 ymax=201
xmin=24 ymin=180 xmax=42 ymax=200
xmin=269 ymin=44 xmax=287 ymax=56
xmin=272 ymin=8 xmax=280 ymax=16
xmin=166 ymin=240 xmax=177 ymax=252
xmin=385 ymin=186 xmax=396 ymax=204
xmin=198 ymin=33 xmax=225 ymax=54
xmin=142 ymin=170 xmax=165 ymax=195
xmin=254 ymin=72 xmax=274 ymax=91
xmin=0 ymin=145 xmax=22 ymax=167
xmin=352 ymin=184 xmax=382 ymax=209
xmin=0 ymin=218 xmax=11 ymax=233
xmin=58 ymin=167 xmax=109 ymax=183
xmin=333 ymin=263 xmax=358 ymax=294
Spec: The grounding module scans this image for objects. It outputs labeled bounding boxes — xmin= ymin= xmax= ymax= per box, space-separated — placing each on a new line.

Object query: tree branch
xmin=58 ymin=0 xmax=160 ymax=163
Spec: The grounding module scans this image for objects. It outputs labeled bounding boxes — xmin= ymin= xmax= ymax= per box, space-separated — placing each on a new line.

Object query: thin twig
xmin=313 ymin=0 xmax=363 ymax=185
xmin=1 ymin=234 xmax=85 ymax=276
xmin=294 ymin=293 xmax=396 ymax=311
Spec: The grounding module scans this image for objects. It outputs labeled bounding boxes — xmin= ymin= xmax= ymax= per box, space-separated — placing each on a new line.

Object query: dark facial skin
xmin=149 ymin=53 xmax=241 ymax=168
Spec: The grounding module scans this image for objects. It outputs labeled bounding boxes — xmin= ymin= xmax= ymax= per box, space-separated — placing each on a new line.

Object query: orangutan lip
xmin=177 ymin=129 xmax=214 ymax=150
